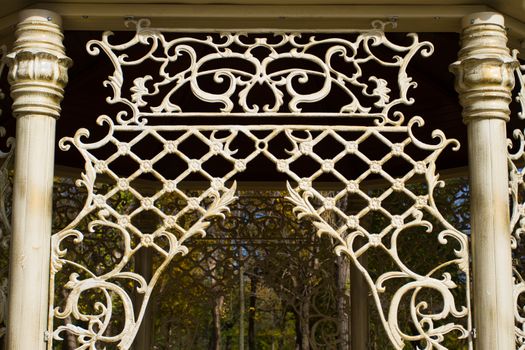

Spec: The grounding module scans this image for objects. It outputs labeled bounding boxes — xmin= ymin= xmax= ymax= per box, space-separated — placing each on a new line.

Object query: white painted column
xmin=450 ymin=12 xmax=517 ymax=350
xmin=5 ymin=10 xmax=71 ymax=350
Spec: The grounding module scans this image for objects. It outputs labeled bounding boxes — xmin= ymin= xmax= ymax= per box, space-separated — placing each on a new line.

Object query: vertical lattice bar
xmin=5 ymin=9 xmax=71 ymax=350
xmin=450 ymin=12 xmax=518 ymax=350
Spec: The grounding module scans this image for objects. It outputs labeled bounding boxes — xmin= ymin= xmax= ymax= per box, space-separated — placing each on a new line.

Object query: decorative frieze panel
xmin=87 ymin=19 xmax=431 ymax=125
xmin=49 ymin=21 xmax=471 ymax=350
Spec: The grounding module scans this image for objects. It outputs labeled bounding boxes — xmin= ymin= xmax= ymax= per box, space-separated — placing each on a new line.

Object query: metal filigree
xmin=0 ymin=139 xmax=13 ymax=343
xmin=509 ymin=138 xmax=525 ymax=349
xmin=510 ymin=56 xmax=525 ymax=348
xmin=0 ymin=44 xmax=14 ymax=342
xmin=49 ymin=23 xmax=470 ymax=350
xmin=285 ymin=121 xmax=470 ymax=349
xmin=51 ymin=121 xmax=470 ymax=349
xmin=87 ymin=19 xmax=432 ymax=125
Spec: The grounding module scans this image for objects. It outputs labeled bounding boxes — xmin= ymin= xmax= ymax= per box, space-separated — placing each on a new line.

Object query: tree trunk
xmin=336 ymin=256 xmax=350 ymax=350
xmin=248 ymin=275 xmax=258 ymax=350
xmin=277 ymin=303 xmax=287 ymax=350
xmin=239 ymin=247 xmax=245 ymax=350
xmin=293 ymin=297 xmax=311 ymax=350
xmin=299 ymin=297 xmax=310 ymax=350
xmin=294 ymin=310 xmax=301 ymax=350
xmin=207 ymin=248 xmax=224 ymax=350
xmin=165 ymin=321 xmax=172 ymax=350
xmin=225 ymin=331 xmax=232 ymax=350
xmin=209 ymin=294 xmax=224 ymax=350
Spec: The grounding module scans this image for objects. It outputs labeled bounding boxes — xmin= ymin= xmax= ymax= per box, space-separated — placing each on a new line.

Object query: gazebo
xmin=0 ymin=1 xmax=524 ymax=349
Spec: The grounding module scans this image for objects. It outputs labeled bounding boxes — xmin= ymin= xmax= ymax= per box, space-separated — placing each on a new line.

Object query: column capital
xmin=6 ymin=10 xmax=72 ymax=119
xmin=449 ymin=12 xmax=518 ymax=124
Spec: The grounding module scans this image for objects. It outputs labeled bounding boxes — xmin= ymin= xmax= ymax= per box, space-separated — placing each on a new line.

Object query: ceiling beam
xmin=0 ymin=3 xmax=490 ymax=36
xmin=1 ymin=3 xmax=524 ymax=50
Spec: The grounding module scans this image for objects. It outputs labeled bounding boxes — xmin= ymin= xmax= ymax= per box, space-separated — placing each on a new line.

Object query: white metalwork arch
xmin=49 ymin=20 xmax=472 ymax=349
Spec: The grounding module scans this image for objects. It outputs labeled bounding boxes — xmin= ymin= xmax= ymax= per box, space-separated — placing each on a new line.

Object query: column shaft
xmin=450 ymin=12 xmax=517 ymax=350
xmin=5 ymin=10 xmax=71 ymax=350
xmin=7 ymin=116 xmax=56 ymax=349
xmin=468 ymin=119 xmax=514 ymax=349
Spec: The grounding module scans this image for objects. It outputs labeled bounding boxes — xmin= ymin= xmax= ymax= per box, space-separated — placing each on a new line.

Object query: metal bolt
xmin=389 ymin=16 xmax=399 ymax=29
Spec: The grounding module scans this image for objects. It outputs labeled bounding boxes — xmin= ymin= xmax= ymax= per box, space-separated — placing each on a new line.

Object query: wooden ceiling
xmin=1 ymin=1 xmax=525 ymax=51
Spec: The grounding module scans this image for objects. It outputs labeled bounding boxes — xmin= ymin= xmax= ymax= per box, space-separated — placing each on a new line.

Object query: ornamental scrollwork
xmin=87 ymin=19 xmax=432 ymax=125
xmin=0 ymin=44 xmax=14 ymax=343
xmin=51 ymin=128 xmax=237 ymax=348
xmin=50 ymin=24 xmax=470 ymax=349
xmin=0 ymin=134 xmax=13 ymax=343
xmin=51 ymin=120 xmax=471 ymax=349
xmin=510 ymin=56 xmax=525 ymax=349
xmin=285 ymin=118 xmax=470 ymax=349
